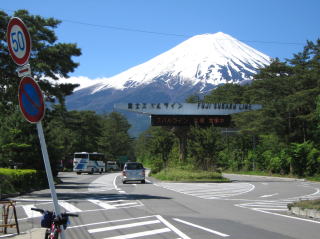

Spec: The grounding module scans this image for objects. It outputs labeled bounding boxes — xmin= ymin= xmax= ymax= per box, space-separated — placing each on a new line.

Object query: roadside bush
xmin=289 ymin=141 xmax=313 ymax=177
xmin=0 ymin=168 xmax=47 ymax=197
xmin=306 ymin=148 xmax=320 ymax=176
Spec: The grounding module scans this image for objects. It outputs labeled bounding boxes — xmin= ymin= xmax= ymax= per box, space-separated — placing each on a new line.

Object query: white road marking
xmin=100 ymin=196 xmax=127 ymax=200
xmin=236 ymin=187 xmax=320 ymax=222
xmin=88 ymin=220 xmax=161 ymax=233
xmin=260 ymin=193 xmax=279 ymax=198
xmin=88 ymin=199 xmax=116 ymax=209
xmin=89 ymin=173 xmax=118 ymax=192
xmin=156 ymin=215 xmax=191 ymax=239
xmin=174 ymin=218 xmax=230 ymax=237
xmin=156 ymin=182 xmax=255 ymax=199
xmin=0 ymin=233 xmax=17 ymax=238
xmin=22 ymin=205 xmax=42 ymax=218
xmin=68 ymin=215 xmax=157 ymax=229
xmin=114 ymin=202 xmax=138 ymax=207
xmin=58 ymin=201 xmax=82 ymax=212
xmin=254 ymin=208 xmax=320 ymax=224
xmin=103 ymin=228 xmax=171 ymax=239
xmin=70 ymin=215 xmax=189 ymax=239
xmin=11 ymin=198 xmax=52 ymax=202
xmin=113 ymin=175 xmax=120 ymax=190
xmin=18 ymin=199 xmax=143 ymax=218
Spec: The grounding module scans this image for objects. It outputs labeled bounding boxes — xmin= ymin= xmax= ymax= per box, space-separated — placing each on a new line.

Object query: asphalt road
xmin=2 ymin=172 xmax=320 ymax=239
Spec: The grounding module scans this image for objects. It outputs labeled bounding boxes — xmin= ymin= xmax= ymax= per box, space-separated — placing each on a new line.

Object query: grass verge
xmin=224 ymin=170 xmax=294 ymax=177
xmin=151 ymin=168 xmax=230 ymax=182
xmin=288 ymin=199 xmax=320 ymax=211
xmin=306 ymin=175 xmax=320 ymax=182
xmin=224 ymin=171 xmax=320 ymax=182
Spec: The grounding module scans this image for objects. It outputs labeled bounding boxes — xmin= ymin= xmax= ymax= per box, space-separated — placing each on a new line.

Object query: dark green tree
xmin=98 ymin=112 xmax=131 ymax=161
xmin=138 ymin=127 xmax=175 ymax=169
xmin=188 ymin=127 xmax=222 ymax=170
xmin=0 ymin=10 xmax=81 ymax=108
xmin=0 ymin=10 xmax=81 ymax=169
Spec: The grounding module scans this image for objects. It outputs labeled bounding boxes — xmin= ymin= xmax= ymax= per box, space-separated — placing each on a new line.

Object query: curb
xmin=0 ymin=228 xmax=46 ymax=239
xmin=290 ymin=207 xmax=320 ymax=219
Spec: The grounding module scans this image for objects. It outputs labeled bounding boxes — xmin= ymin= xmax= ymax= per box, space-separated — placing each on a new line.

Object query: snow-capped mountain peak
xmin=85 ymin=32 xmax=270 ymax=94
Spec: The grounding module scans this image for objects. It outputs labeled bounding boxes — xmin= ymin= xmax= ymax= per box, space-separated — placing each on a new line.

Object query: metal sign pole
xmin=7 ymin=17 xmax=66 ymax=238
xmin=36 ymin=122 xmax=65 ymax=239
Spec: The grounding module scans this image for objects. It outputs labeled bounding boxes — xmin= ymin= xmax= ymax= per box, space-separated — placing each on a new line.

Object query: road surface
xmin=3 ymin=172 xmax=320 ymax=239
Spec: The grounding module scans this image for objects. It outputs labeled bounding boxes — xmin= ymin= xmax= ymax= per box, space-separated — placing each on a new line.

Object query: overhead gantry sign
xmin=114 ymin=102 xmax=262 ymax=127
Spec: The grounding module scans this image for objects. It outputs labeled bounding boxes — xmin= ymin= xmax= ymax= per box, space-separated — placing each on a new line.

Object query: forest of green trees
xmin=1 ymin=10 xmax=320 ymax=179
xmin=136 ymin=40 xmax=320 ymax=179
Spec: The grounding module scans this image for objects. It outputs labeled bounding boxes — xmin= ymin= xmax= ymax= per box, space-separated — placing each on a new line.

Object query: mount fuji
xmin=65 ymin=32 xmax=271 ymax=135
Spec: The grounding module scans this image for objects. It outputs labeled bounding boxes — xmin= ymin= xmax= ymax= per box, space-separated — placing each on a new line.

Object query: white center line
xmin=173 ymin=218 xmax=230 ymax=237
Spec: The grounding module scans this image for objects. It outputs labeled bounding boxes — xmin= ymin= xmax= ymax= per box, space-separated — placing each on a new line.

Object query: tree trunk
xmin=172 ymin=127 xmax=189 ymax=163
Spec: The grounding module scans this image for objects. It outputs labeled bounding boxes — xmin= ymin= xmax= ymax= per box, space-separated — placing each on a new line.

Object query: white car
xmin=122 ymin=162 xmax=145 ymax=184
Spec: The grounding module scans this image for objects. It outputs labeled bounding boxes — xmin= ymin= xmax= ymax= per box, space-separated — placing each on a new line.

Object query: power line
xmin=62 ymin=19 xmax=191 ymax=38
xmin=61 ymin=19 xmax=304 ymax=45
xmin=0 ymin=7 xmax=305 ymax=46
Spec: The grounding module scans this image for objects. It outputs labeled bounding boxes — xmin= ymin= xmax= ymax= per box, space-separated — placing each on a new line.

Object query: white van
xmin=106 ymin=161 xmax=119 ymax=171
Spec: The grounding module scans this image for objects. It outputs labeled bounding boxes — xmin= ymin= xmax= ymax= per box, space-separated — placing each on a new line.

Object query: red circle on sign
xmin=7 ymin=17 xmax=31 ymax=66
xmin=18 ymin=77 xmax=45 ymax=123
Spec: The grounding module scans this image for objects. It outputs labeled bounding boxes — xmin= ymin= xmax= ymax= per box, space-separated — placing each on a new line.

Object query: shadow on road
xmin=13 ymin=192 xmax=171 ymax=201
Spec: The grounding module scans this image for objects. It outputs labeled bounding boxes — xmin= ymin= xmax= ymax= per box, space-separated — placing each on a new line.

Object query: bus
xmin=73 ymin=152 xmax=105 ymax=175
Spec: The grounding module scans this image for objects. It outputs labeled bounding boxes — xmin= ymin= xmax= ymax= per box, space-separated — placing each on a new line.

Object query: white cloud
xmin=57 ymin=76 xmax=106 ymax=91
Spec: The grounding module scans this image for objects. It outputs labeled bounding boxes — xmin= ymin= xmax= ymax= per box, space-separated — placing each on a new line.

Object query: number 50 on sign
xmin=7 ymin=17 xmax=31 ymax=66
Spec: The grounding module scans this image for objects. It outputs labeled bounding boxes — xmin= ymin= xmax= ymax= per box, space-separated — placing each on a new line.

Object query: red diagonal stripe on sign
xmin=20 ymin=84 xmax=42 ymax=112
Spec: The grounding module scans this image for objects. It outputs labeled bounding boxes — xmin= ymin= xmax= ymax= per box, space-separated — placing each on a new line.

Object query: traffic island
xmin=288 ymin=199 xmax=320 ymax=219
xmin=290 ymin=207 xmax=320 ymax=219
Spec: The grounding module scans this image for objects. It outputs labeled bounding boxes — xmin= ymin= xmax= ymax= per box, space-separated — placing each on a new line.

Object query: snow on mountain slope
xmin=82 ymin=32 xmax=270 ymax=94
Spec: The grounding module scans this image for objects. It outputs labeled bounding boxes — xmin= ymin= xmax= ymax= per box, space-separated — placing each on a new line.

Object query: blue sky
xmin=2 ymin=0 xmax=319 ymax=79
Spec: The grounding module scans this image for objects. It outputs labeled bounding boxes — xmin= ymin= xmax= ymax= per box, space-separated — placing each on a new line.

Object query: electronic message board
xmin=151 ymin=115 xmax=231 ymax=127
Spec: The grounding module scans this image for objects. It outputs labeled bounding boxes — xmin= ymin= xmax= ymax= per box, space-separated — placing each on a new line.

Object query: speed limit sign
xmin=7 ymin=17 xmax=31 ymax=66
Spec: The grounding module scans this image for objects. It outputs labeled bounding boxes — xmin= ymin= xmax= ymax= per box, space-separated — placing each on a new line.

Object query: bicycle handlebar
xmin=31 ymin=208 xmax=78 ymax=217
xmin=31 ymin=208 xmax=45 ymax=213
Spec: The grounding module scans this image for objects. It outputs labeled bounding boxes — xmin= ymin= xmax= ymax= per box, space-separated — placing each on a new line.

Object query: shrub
xmin=289 ymin=141 xmax=314 ymax=177
xmin=0 ymin=168 xmax=47 ymax=197
xmin=306 ymin=148 xmax=320 ymax=176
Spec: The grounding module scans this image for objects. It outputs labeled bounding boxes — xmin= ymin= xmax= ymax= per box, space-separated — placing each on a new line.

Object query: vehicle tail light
xmin=142 ymin=169 xmax=145 ymax=176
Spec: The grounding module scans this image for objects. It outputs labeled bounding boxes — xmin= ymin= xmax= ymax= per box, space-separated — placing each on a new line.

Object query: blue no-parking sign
xmin=18 ymin=76 xmax=45 ymax=123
